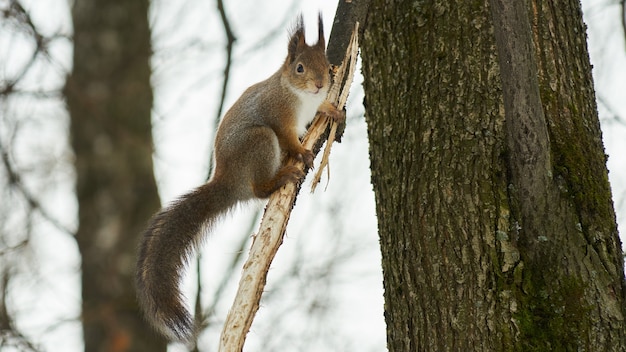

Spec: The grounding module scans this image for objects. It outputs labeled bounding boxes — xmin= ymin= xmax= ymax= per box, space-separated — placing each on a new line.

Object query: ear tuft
xmin=287 ymin=13 xmax=306 ymax=62
xmin=317 ymin=12 xmax=325 ymax=49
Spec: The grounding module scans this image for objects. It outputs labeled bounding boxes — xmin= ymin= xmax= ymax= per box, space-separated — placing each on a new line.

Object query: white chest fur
xmin=292 ymin=88 xmax=327 ymax=136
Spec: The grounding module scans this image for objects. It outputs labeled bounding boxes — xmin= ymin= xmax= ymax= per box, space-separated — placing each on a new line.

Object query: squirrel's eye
xmin=296 ymin=63 xmax=304 ymax=73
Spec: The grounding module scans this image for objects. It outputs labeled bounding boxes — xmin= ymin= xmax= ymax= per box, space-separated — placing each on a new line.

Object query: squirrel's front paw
xmin=319 ymin=101 xmax=345 ymax=124
xmin=300 ymin=149 xmax=314 ymax=169
xmin=328 ymin=106 xmax=346 ymax=124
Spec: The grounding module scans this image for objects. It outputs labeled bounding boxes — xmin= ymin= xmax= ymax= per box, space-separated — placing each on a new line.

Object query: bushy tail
xmin=136 ymin=180 xmax=237 ymax=341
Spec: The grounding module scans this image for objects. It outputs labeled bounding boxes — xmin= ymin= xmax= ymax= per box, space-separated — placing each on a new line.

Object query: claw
xmin=319 ymin=101 xmax=345 ymax=124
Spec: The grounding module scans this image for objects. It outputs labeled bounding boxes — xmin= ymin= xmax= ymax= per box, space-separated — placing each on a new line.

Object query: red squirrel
xmin=136 ymin=14 xmax=343 ymax=341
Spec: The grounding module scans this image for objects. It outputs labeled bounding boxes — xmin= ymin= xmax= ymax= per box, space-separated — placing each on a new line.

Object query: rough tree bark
xmin=361 ymin=0 xmax=626 ymax=351
xmin=65 ymin=0 xmax=166 ymax=350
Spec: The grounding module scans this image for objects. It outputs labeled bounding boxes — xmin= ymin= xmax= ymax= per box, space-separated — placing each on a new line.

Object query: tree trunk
xmin=361 ymin=0 xmax=626 ymax=350
xmin=65 ymin=0 xmax=166 ymax=350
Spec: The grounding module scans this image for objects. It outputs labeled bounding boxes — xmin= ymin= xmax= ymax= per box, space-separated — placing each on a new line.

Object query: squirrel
xmin=135 ymin=13 xmax=343 ymax=341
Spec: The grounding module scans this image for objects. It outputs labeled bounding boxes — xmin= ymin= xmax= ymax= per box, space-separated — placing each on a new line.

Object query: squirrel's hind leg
xmin=240 ymin=126 xmax=303 ymax=198
xmin=253 ymin=164 xmax=304 ymax=198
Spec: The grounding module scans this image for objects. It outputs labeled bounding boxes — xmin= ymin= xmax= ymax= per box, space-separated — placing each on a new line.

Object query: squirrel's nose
xmin=315 ymin=80 xmax=323 ymax=89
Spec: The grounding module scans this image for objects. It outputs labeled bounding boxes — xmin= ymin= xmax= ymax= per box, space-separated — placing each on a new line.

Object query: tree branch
xmin=1 ymin=150 xmax=74 ymax=236
xmin=621 ymin=0 xmax=626 ymax=49
xmin=205 ymin=0 xmax=237 ymax=181
xmin=214 ymin=0 xmax=236 ymax=141
xmin=311 ymin=22 xmax=360 ymax=192
xmin=326 ymin=0 xmax=370 ymax=67
xmin=597 ymin=94 xmax=626 ymax=125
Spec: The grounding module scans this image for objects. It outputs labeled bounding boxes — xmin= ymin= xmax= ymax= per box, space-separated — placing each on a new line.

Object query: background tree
xmin=64 ymin=0 xmax=165 ymax=350
xmin=362 ymin=0 xmax=626 ymax=350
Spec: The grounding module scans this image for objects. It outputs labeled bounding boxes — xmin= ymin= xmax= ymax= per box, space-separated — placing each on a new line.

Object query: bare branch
xmin=0 ymin=268 xmax=41 ymax=352
xmin=0 ymin=240 xmax=28 ymax=257
xmin=1 ymin=1 xmax=70 ymax=96
xmin=621 ymin=0 xmax=626 ymax=48
xmin=238 ymin=1 xmax=301 ymax=57
xmin=206 ymin=0 xmax=237 ymax=181
xmin=311 ymin=28 xmax=359 ymax=192
xmin=598 ymin=94 xmax=626 ymax=125
xmin=1 ymin=150 xmax=74 ymax=237
xmin=214 ymin=0 xmax=236 ymax=128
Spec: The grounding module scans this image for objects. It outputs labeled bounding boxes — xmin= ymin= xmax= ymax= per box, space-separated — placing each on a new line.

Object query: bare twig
xmin=0 ymin=151 xmax=74 ymax=236
xmin=0 ymin=2 xmax=71 ymax=350
xmin=214 ymin=0 xmax=237 ymax=137
xmin=192 ymin=3 xmax=237 ymax=347
xmin=0 ymin=268 xmax=40 ymax=351
xmin=597 ymin=94 xmax=626 ymax=125
xmin=193 ymin=5 xmax=239 ymax=338
xmin=621 ymin=0 xmax=626 ymax=49
xmin=218 ymin=22 xmax=360 ymax=352
xmin=311 ymin=25 xmax=359 ymax=192
xmin=206 ymin=0 xmax=237 ymax=181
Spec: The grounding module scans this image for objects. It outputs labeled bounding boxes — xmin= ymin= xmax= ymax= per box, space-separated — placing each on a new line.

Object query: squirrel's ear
xmin=316 ymin=12 xmax=325 ymax=50
xmin=287 ymin=14 xmax=306 ymax=62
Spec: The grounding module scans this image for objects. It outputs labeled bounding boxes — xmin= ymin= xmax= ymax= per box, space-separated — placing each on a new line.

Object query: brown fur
xmin=136 ymin=13 xmax=335 ymax=341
